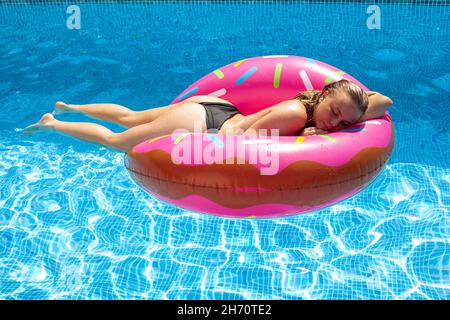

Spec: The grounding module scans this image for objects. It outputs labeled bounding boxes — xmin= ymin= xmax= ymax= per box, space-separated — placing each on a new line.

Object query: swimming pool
xmin=0 ymin=0 xmax=449 ymax=299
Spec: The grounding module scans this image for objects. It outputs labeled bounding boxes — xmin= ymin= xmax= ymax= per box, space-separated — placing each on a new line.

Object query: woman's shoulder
xmin=281 ymin=99 xmax=308 ymax=119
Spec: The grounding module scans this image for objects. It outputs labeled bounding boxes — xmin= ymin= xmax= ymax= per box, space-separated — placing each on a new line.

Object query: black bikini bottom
xmin=198 ymin=102 xmax=241 ymax=133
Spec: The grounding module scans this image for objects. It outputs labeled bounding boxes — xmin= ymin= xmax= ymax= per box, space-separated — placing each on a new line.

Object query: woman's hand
xmin=300 ymin=127 xmax=328 ymax=136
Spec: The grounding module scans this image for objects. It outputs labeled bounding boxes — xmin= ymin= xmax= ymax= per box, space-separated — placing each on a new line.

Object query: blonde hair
xmin=294 ymin=79 xmax=369 ymax=127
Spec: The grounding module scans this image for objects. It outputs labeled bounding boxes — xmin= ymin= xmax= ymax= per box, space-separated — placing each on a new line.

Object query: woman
xmin=23 ymin=79 xmax=393 ymax=153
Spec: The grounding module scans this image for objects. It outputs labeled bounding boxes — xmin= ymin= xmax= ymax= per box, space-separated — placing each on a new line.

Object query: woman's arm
xmin=358 ymin=91 xmax=393 ymax=122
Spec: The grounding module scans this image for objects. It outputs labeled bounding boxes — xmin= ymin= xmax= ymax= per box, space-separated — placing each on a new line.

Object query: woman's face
xmin=313 ymin=91 xmax=362 ymax=131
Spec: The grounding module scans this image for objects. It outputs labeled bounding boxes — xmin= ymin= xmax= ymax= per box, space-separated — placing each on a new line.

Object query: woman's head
xmin=294 ymin=79 xmax=369 ymax=131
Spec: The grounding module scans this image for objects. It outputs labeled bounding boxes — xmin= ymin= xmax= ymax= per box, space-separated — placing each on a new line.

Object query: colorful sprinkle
xmin=305 ymin=57 xmax=317 ymax=64
xmin=263 ymin=55 xmax=289 ymax=58
xmin=178 ymin=87 xmax=199 ymax=100
xmin=147 ymin=134 xmax=172 ymax=144
xmin=340 ymin=127 xmax=366 ymax=133
xmin=294 ymin=136 xmax=305 ymax=144
xmin=365 ymin=120 xmax=382 ymax=125
xmin=273 ymin=63 xmax=282 ymax=88
xmin=245 ymin=215 xmax=257 ymax=219
xmin=299 ymin=70 xmax=314 ymax=91
xmin=236 ymin=66 xmax=257 ymax=85
xmin=173 ymin=133 xmax=191 ymax=145
xmin=325 ymin=71 xmax=346 ymax=84
xmin=207 ymin=134 xmax=224 ymax=148
xmin=213 ymin=69 xmax=225 ymax=79
xmin=234 ymin=59 xmax=247 ymax=67
xmin=318 ymin=135 xmax=337 ymax=143
xmin=208 ymin=88 xmax=227 ymax=97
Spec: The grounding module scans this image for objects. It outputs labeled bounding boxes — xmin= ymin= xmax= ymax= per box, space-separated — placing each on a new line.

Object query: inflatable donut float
xmin=125 ymin=55 xmax=395 ymax=218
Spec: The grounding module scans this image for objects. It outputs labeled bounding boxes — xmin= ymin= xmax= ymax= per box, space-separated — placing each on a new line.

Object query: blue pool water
xmin=0 ymin=1 xmax=449 ymax=299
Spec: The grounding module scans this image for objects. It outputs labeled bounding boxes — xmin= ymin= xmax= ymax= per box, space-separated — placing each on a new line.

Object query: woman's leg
xmin=25 ymin=103 xmax=207 ymax=153
xmin=53 ymin=101 xmax=133 ymax=123
xmin=53 ymin=100 xmax=188 ymax=128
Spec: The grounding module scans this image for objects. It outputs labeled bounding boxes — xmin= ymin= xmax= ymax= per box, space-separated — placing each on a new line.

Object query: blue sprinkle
xmin=207 ymin=134 xmax=224 ymax=148
xmin=340 ymin=127 xmax=366 ymax=133
xmin=178 ymin=87 xmax=199 ymax=100
xmin=236 ymin=66 xmax=257 ymax=85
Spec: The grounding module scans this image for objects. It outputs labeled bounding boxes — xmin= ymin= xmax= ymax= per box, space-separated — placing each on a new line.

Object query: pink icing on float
xmin=125 ymin=55 xmax=395 ymax=218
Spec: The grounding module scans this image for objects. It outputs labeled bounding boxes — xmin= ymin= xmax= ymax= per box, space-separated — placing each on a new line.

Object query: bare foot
xmin=52 ymin=101 xmax=79 ymax=115
xmin=23 ymin=113 xmax=55 ymax=137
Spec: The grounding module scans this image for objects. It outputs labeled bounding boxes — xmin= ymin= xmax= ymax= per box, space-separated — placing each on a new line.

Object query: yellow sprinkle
xmin=147 ymin=134 xmax=172 ymax=144
xmin=294 ymin=136 xmax=305 ymax=144
xmin=234 ymin=59 xmax=247 ymax=67
xmin=245 ymin=215 xmax=257 ymax=219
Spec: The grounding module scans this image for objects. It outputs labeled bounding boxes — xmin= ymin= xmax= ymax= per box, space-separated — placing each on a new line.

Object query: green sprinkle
xmin=325 ymin=71 xmax=346 ymax=84
xmin=174 ymin=133 xmax=190 ymax=145
xmin=318 ymin=135 xmax=337 ymax=143
xmin=273 ymin=63 xmax=282 ymax=88
xmin=213 ymin=69 xmax=225 ymax=79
